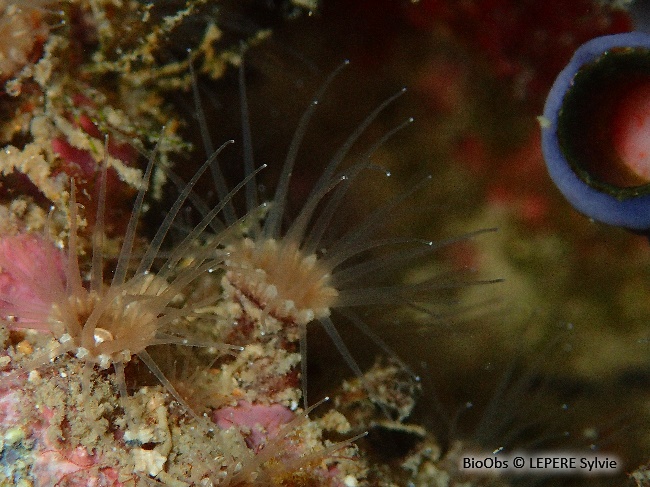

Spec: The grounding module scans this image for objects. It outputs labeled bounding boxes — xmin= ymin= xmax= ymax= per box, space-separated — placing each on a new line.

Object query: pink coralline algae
xmin=213 ymin=402 xmax=295 ymax=450
xmin=0 ymin=234 xmax=66 ymax=329
xmin=0 ymin=372 xmax=131 ymax=487
xmin=26 ymin=412 xmax=123 ymax=487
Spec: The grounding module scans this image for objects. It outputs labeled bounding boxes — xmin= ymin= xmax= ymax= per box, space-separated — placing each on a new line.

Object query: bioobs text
xmin=460 ymin=452 xmax=620 ymax=475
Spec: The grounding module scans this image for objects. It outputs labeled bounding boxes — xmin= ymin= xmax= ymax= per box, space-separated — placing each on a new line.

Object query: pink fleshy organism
xmin=213 ymin=401 xmax=295 ymax=450
xmin=52 ymin=94 xmax=139 ymax=175
xmin=51 ymin=137 xmax=96 ymax=177
xmin=0 ymin=233 xmax=66 ymax=330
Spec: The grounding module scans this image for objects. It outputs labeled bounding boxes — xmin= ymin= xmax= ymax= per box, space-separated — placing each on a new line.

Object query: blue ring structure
xmin=541 ymin=32 xmax=650 ymax=231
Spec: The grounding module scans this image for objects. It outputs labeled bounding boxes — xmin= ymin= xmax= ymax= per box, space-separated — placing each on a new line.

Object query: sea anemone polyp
xmin=196 ymin=60 xmax=495 ymax=405
xmin=0 ymin=143 xmax=238 ymax=413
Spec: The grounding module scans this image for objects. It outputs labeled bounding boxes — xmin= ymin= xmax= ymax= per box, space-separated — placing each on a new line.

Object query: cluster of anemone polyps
xmin=0 ymin=145 xmax=237 ymax=414
xmin=0 ymin=55 xmax=493 ymax=485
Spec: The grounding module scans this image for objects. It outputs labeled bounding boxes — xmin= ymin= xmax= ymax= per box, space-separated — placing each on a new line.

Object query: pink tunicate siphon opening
xmin=612 ymin=81 xmax=650 ymax=182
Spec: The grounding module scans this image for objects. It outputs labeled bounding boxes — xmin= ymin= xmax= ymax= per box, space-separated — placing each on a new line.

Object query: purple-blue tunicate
xmin=541 ymin=32 xmax=650 ymax=231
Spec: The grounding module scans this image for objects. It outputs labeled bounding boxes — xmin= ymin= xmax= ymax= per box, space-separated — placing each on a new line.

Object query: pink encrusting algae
xmin=0 ymin=233 xmax=66 ymax=327
xmin=0 ymin=378 xmax=124 ymax=486
xmin=213 ymin=402 xmax=295 ymax=450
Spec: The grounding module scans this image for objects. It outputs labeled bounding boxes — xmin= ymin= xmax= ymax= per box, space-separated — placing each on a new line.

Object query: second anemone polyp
xmin=542 ymin=32 xmax=650 ymax=231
